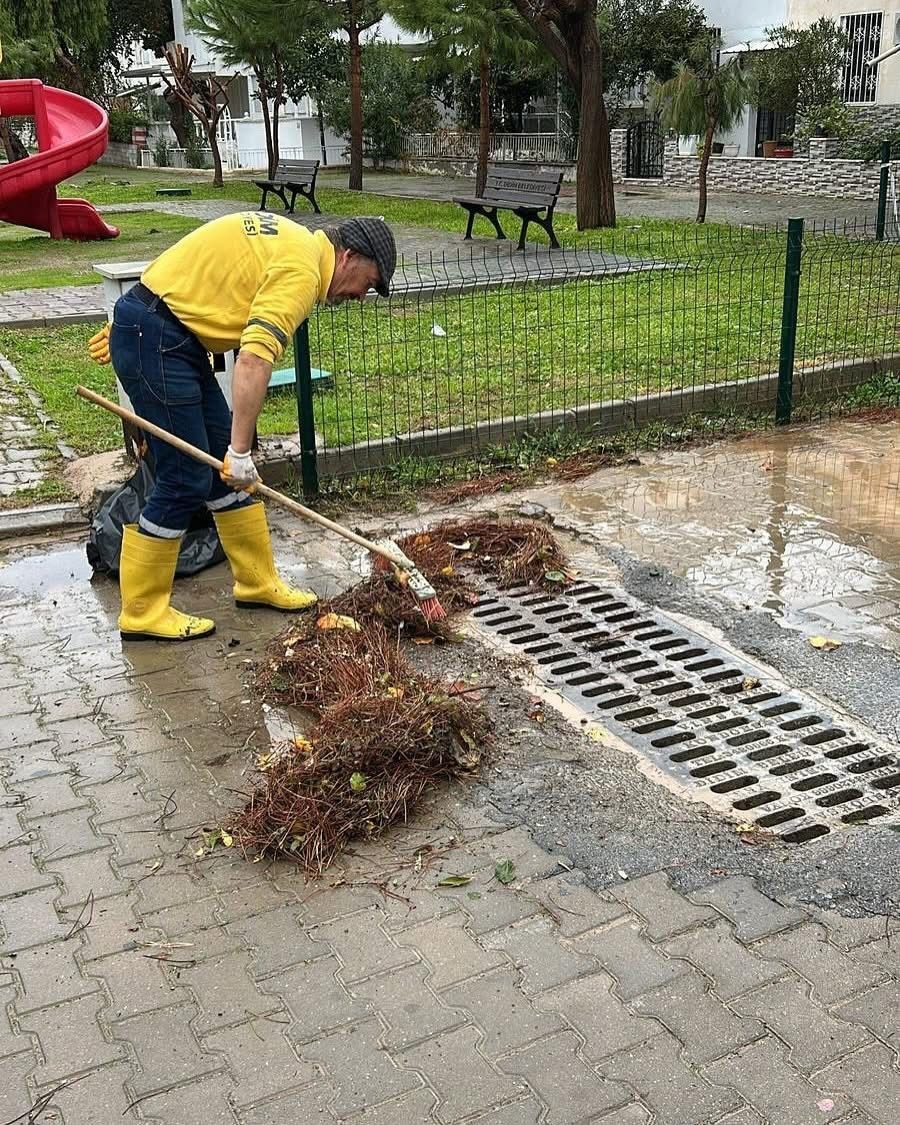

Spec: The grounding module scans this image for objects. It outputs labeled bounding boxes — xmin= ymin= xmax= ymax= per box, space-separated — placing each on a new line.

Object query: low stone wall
xmin=98 ymin=142 xmax=142 ymax=168
xmin=393 ymin=155 xmax=577 ymax=183
xmin=661 ymin=136 xmax=898 ymax=201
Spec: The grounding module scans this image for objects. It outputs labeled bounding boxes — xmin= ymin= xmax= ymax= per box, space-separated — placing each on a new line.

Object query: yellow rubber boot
xmin=118 ymin=525 xmax=216 ymax=642
xmin=213 ymin=502 xmax=318 ymax=612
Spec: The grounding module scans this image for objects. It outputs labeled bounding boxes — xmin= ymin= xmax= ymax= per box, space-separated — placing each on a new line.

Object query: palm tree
xmin=653 ymin=33 xmax=748 ymax=223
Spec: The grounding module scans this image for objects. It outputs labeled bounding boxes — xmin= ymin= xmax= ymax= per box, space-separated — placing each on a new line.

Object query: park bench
xmin=254 ymin=158 xmax=321 ymax=214
xmin=454 ymin=165 xmax=563 ymax=251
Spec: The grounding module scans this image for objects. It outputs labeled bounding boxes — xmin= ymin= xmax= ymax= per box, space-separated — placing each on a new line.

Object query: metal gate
xmin=626 ymin=120 xmax=663 ymax=178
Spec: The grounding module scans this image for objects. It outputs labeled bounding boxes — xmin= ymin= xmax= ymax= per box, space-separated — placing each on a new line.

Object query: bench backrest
xmin=481 ymin=165 xmax=563 ymax=207
xmin=272 ymin=158 xmax=319 ymax=181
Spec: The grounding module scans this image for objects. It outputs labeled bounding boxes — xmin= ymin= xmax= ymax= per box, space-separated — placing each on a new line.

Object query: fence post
xmin=875 ymin=140 xmax=891 ymax=241
xmin=293 ymin=320 xmax=319 ymax=499
xmin=776 ymin=217 xmax=804 ymax=425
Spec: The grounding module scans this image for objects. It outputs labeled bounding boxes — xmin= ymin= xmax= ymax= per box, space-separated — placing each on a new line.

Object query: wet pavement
xmin=1 ymin=419 xmax=899 ymax=1123
xmin=521 ymin=418 xmax=900 ymax=653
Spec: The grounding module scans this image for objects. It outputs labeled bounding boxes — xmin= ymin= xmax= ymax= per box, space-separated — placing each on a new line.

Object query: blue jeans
xmin=109 ymin=288 xmax=248 ymax=536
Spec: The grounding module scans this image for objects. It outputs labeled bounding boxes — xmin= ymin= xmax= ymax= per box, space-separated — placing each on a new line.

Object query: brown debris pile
xmin=235 ymin=618 xmax=489 ymax=872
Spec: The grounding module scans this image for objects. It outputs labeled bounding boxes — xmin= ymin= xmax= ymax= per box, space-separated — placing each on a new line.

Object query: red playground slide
xmin=0 ymin=78 xmax=119 ymax=240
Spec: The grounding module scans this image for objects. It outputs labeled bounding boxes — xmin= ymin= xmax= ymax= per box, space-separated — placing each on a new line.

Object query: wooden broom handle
xmin=74 ymin=385 xmax=406 ymax=566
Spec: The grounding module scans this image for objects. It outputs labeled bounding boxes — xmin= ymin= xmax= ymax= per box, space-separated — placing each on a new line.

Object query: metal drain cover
xmin=472 ymin=581 xmax=900 ymax=842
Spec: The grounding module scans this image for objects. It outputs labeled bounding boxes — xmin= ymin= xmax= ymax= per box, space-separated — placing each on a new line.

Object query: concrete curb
xmin=0 ymin=501 xmax=87 ymax=539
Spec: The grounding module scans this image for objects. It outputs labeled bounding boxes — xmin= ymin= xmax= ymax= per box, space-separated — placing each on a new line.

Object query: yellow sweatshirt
xmin=141 ymin=211 xmax=335 ymax=364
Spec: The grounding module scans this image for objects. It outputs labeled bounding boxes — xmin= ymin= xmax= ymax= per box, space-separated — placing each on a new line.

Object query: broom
xmin=75 ymin=386 xmax=447 ymax=623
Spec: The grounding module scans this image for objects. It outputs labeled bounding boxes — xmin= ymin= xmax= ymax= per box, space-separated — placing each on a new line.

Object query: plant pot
xmin=774 ymin=145 xmax=793 ymax=159
xmin=762 ymin=140 xmax=777 ymax=158
xmin=712 ymin=141 xmax=724 ymax=154
xmin=722 ymin=143 xmax=739 ymax=157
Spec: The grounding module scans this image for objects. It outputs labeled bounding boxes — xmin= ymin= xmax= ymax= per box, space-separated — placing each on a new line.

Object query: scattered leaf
xmin=412 ymin=636 xmax=436 ymax=645
xmin=809 ymin=635 xmax=841 ymax=651
xmin=527 ymin=697 xmax=545 ymax=723
xmin=545 ymin=457 xmax=559 ymax=467
xmin=585 ymin=725 xmax=605 ymax=742
xmin=544 ymin=570 xmax=566 ymax=584
xmin=448 ymin=540 xmax=471 ymax=551
xmin=194 ymin=847 xmax=205 ymax=857
xmin=294 ymin=736 xmax=313 ymax=753
xmin=350 ymin=772 xmax=367 ymax=792
xmin=440 ymin=565 xmax=455 ymax=577
xmin=437 ymin=873 xmax=473 ymax=887
xmin=221 ymin=830 xmax=234 ymax=848
xmin=495 ymin=859 xmax=516 ymax=885
xmin=386 ymin=686 xmax=405 ymax=700
xmin=467 ymin=890 xmax=482 ymax=900
xmin=742 ymin=676 xmax=761 ymax=691
xmin=317 ymin=613 xmax=361 ymax=632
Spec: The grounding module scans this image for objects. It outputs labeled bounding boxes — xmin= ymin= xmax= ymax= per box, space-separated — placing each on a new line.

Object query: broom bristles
xmin=420 ymin=596 xmax=447 ymax=623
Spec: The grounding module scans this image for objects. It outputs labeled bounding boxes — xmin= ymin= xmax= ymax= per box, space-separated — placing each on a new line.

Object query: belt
xmin=130 ymin=282 xmax=183 ymax=328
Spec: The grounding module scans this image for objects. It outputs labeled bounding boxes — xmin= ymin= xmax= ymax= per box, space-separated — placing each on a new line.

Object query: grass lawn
xmin=1 ymin=232 xmax=896 ymax=460
xmin=0 ymin=211 xmax=204 ymax=291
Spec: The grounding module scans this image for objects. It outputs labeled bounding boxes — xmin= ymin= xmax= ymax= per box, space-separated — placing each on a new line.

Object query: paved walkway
xmin=0 ymin=355 xmax=54 ymax=499
xmin=0 ymin=500 xmax=898 ymax=1123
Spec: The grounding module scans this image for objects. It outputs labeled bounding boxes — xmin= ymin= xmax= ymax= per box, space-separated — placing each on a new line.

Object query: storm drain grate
xmin=472 ymin=581 xmax=900 ymax=842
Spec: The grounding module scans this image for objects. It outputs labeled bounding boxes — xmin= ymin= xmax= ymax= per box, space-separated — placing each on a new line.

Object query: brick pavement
xmin=0 ymin=354 xmax=54 ymax=498
xmin=1 ymin=537 xmax=898 ymax=1124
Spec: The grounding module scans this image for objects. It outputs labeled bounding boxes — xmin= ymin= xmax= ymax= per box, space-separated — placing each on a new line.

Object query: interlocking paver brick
xmin=15 ymin=771 xmax=87 ymax=819
xmin=1 ymin=745 xmax=66 ymax=785
xmin=266 ymin=955 xmax=369 ymax=1041
xmin=45 ymin=715 xmax=110 ymax=752
xmin=454 ymin=880 xmax=543 ymax=936
xmin=47 ymin=847 xmax=127 ymax=909
xmin=573 ymin=919 xmax=689 ymax=1000
xmin=594 ymin=1106 xmax=653 ymax=1125
xmin=20 ymin=992 xmax=123 ymax=1082
xmin=176 ymin=950 xmax=281 ymax=1034
xmin=629 ymin=971 xmax=764 ymax=1066
xmin=111 ymin=1002 xmax=224 ymax=1095
xmin=689 ymin=877 xmax=805 ymax=942
xmin=833 ymin=982 xmax=900 ymax=1046
xmin=467 ymin=826 xmax=559 ymax=880
xmin=466 ymin=1097 xmax=546 ymax=1123
xmin=129 ymin=1073 xmax=239 ymax=1124
xmin=795 ymin=903 xmax=900 ymax=951
xmin=0 ymin=1051 xmax=40 ymax=1125
xmin=0 ymin=711 xmax=49 ymax=749
xmin=81 ymin=773 xmax=157 ymax=826
xmin=39 ymin=691 xmax=95 ymax=723
xmin=0 ymin=886 xmax=67 ymax=951
xmin=662 ymin=920 xmax=786 ymax=1000
xmin=848 ymin=937 xmax=900 ymax=979
xmin=500 ymin=1029 xmax=630 ymax=1122
xmin=733 ymin=978 xmax=872 ymax=1072
xmin=599 ymin=1030 xmax=745 ymax=1123
xmin=298 ymin=882 xmax=389 ymax=927
xmin=134 ymin=871 xmax=208 ymax=915
xmin=400 ymin=1024 xmax=522 ymax=1122
xmin=481 ymin=915 xmax=595 ymax=995
xmin=10 ymin=938 xmax=98 ymax=1013
xmin=395 ymin=913 xmax=506 ymax=991
xmin=66 ymin=743 xmax=129 ymax=788
xmin=105 ymin=812 xmax=185 ymax=868
xmin=608 ymin=873 xmax=715 ymax=940
xmin=34 ymin=1061 xmax=138 ymax=1125
xmin=31 ymin=806 xmax=109 ymax=861
xmin=87 ymin=947 xmax=187 ymax=1021
xmin=525 ymin=874 xmax=627 ymax=938
xmin=228 ymin=906 xmax=320 ymax=978
xmin=712 ymin=1111 xmax=765 ymax=1125
xmin=303 ymin=1017 xmax=421 ymax=1117
xmin=818 ymin=1043 xmax=900 ymax=1122
xmin=238 ymin=1084 xmax=336 ymax=1125
xmin=202 ymin=1010 xmax=316 ymax=1107
xmin=351 ymin=961 xmax=463 ymax=1050
xmin=0 ymin=844 xmax=56 ymax=897
xmin=0 ymin=983 xmax=32 ymax=1060
xmin=77 ymin=894 xmax=153 ymax=961
xmin=702 ymin=1037 xmax=851 ymax=1124
xmin=354 ymin=1087 xmax=441 ymax=1123
xmin=536 ymin=970 xmax=661 ymax=1063
xmin=754 ymin=924 xmax=887 ymax=1005
xmin=314 ymin=909 xmax=419 ymax=984
xmin=443 ymin=966 xmax=563 ymax=1059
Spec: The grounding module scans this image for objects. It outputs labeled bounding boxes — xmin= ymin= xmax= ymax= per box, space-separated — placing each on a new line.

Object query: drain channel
xmin=473 ymin=581 xmax=900 ymax=842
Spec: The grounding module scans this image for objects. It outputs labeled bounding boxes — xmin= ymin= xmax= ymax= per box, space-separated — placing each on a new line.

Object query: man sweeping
xmin=88 ymin=212 xmax=397 ymax=642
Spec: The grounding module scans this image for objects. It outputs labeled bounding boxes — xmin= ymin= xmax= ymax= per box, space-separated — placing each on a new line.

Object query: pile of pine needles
xmin=234 ymin=619 xmax=489 ymax=871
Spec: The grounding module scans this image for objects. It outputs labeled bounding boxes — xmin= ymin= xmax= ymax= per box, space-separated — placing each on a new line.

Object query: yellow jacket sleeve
xmin=239 ymin=263 xmax=322 ymax=364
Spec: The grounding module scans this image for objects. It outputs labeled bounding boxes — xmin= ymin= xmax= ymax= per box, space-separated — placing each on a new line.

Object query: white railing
xmin=403 ymin=132 xmax=576 ymax=164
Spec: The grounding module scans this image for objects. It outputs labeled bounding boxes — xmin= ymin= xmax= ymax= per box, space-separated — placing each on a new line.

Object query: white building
xmin=122 ymin=0 xmax=347 ymax=170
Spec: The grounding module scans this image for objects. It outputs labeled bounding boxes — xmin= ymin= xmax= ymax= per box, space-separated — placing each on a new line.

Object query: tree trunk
xmin=273 ymin=53 xmax=284 ymax=175
xmin=348 ymin=13 xmax=363 ymax=190
xmin=575 ymin=13 xmax=616 ymax=229
xmin=210 ymin=131 xmax=224 ymax=187
xmin=164 ymin=93 xmax=193 ymax=149
xmin=697 ymin=120 xmax=715 ymax=223
xmin=0 ymin=119 xmax=29 ymax=162
xmin=477 ymin=50 xmax=491 ymax=197
xmin=317 ymin=97 xmax=328 ymax=166
xmin=256 ymin=69 xmax=275 ymax=178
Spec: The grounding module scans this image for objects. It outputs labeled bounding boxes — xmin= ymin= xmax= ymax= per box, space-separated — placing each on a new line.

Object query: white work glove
xmin=220 ymin=445 xmax=260 ymax=491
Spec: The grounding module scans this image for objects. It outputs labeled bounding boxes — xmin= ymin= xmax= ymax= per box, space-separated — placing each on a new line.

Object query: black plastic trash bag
xmin=86 ymin=459 xmax=226 ymax=578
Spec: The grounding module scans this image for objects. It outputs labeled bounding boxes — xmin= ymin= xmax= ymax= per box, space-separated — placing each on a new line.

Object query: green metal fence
xmin=284 ymin=218 xmax=899 ymax=498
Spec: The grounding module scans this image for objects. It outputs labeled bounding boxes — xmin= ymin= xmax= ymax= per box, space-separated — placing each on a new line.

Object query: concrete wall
xmin=98 ymin=142 xmax=141 ymax=168
xmin=661 ymin=134 xmax=899 ymax=199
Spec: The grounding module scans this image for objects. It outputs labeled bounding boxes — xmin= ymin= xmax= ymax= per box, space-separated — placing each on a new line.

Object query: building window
xmin=840 ymin=12 xmax=883 ymax=104
xmin=707 ymin=26 xmax=722 ymax=68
